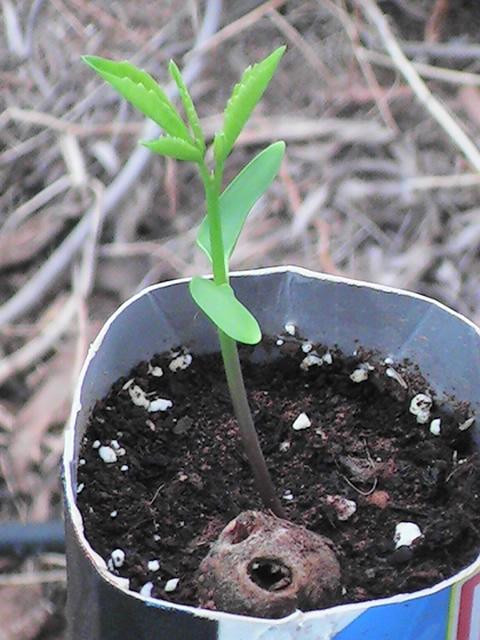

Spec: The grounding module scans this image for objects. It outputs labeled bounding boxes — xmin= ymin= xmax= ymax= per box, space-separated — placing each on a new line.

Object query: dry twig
xmin=361 ymin=48 xmax=480 ymax=88
xmin=355 ymin=0 xmax=480 ymax=172
xmin=0 ymin=0 xmax=223 ymax=329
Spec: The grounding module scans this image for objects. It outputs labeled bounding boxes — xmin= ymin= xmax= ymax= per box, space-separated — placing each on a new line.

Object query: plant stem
xmin=198 ymin=160 xmax=284 ymax=518
xmin=198 ymin=163 xmax=228 ymax=285
xmin=218 ymin=331 xmax=285 ymax=517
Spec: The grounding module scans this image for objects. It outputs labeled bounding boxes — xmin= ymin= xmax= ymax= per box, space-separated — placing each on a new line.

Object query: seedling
xmin=83 ymin=47 xmax=286 ymax=516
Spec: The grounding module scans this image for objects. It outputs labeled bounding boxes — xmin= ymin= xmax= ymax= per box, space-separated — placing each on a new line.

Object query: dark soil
xmin=77 ymin=338 xmax=480 ymax=615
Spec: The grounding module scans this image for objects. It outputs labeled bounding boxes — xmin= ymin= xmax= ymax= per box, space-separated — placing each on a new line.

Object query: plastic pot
xmin=63 ymin=266 xmax=480 ymax=639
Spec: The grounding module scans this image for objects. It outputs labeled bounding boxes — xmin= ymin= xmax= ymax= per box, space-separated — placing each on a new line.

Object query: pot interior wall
xmin=72 ymin=268 xmax=480 ymax=479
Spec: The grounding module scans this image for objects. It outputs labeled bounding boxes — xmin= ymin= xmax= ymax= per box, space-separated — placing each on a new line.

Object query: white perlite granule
xmin=409 ymin=393 xmax=432 ymax=424
xmin=164 ymin=578 xmax=179 ymax=593
xmin=169 ymin=353 xmax=193 ymax=372
xmin=140 ymin=582 xmax=154 ymax=597
xmin=147 ymin=559 xmax=160 ymax=572
xmin=292 ymin=412 xmax=311 ymax=431
xmin=385 ymin=367 xmax=407 ymax=389
xmin=300 ymin=353 xmax=323 ymax=370
xmin=98 ymin=446 xmax=117 ymax=464
xmin=129 ymin=384 xmax=173 ymax=413
xmin=129 ymin=385 xmax=150 ymax=409
xmin=148 ymin=363 xmax=164 ymax=377
xmin=284 ymin=322 xmax=296 ymax=336
xmin=111 ymin=549 xmax=125 ymax=568
xmin=148 ymin=398 xmax=173 ymax=412
xmin=394 ymin=522 xmax=423 ymax=549
xmin=350 ymin=363 xmax=374 ymax=383
xmin=429 ymin=418 xmax=441 ymax=436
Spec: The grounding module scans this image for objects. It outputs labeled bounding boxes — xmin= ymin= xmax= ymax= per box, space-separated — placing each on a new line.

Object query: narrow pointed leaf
xmin=189 ymin=277 xmax=261 ymax=345
xmin=197 ymin=141 xmax=285 ymax=262
xmin=82 ymin=55 xmax=191 ymax=141
xmin=142 ymin=137 xmax=202 ymax=162
xmin=217 ymin=46 xmax=285 ymax=161
xmin=168 ymin=60 xmax=205 ymax=152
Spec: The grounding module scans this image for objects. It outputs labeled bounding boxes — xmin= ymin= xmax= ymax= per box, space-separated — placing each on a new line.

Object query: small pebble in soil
xmin=110 ymin=511 xmax=117 ymax=518
xmin=111 ymin=440 xmax=120 ymax=450
xmin=111 ymin=548 xmax=125 ymax=568
xmin=169 ymin=353 xmax=193 ymax=372
xmin=283 ymin=489 xmax=294 ymax=501
xmin=394 ymin=522 xmax=423 ymax=549
xmin=302 ymin=342 xmax=313 ymax=353
xmin=325 ymin=495 xmax=357 ymax=521
xmin=384 ymin=356 xmax=394 ymax=365
xmin=153 ymin=534 xmax=161 ymax=542
xmin=122 ymin=378 xmax=134 ymax=390
xmin=279 ymin=440 xmax=291 ymax=452
xmin=117 ymin=447 xmax=126 ymax=456
xmin=98 ymin=446 xmax=117 ymax=464
xmin=385 ymin=367 xmax=407 ymax=389
xmin=120 ymin=465 xmax=129 ymax=472
xmin=140 ymin=582 xmax=154 ymax=597
xmin=172 ymin=416 xmax=193 ymax=435
xmin=292 ymin=412 xmax=311 ymax=431
xmin=284 ymin=322 xmax=296 ymax=336
xmin=148 ymin=398 xmax=173 ymax=413
xmin=77 ymin=483 xmax=85 ymax=494
xmin=365 ymin=490 xmax=390 ymax=509
xmin=350 ymin=363 xmax=374 ymax=383
xmin=78 ymin=458 xmax=86 ymax=466
xmin=92 ymin=440 xmax=100 ymax=449
xmin=164 ymin=578 xmax=179 ymax=593
xmin=276 ymin=338 xmax=284 ymax=346
xmin=429 ymin=418 xmax=441 ymax=436
xmin=147 ymin=559 xmax=160 ymax=572
xmin=459 ymin=416 xmax=475 ymax=431
xmin=148 ymin=363 xmax=164 ymax=377
xmin=409 ymin=393 xmax=432 ymax=424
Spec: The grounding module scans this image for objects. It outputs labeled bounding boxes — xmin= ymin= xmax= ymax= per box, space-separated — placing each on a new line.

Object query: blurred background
xmin=1 ymin=0 xmax=480 ymax=637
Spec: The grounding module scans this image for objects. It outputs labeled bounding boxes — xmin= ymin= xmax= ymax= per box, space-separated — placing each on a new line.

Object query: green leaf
xmin=189 ymin=277 xmax=261 ymax=345
xmin=197 ymin=141 xmax=285 ymax=262
xmin=82 ymin=55 xmax=191 ymax=141
xmin=141 ymin=136 xmax=202 ymax=162
xmin=217 ymin=46 xmax=285 ymax=161
xmin=168 ymin=60 xmax=205 ymax=152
